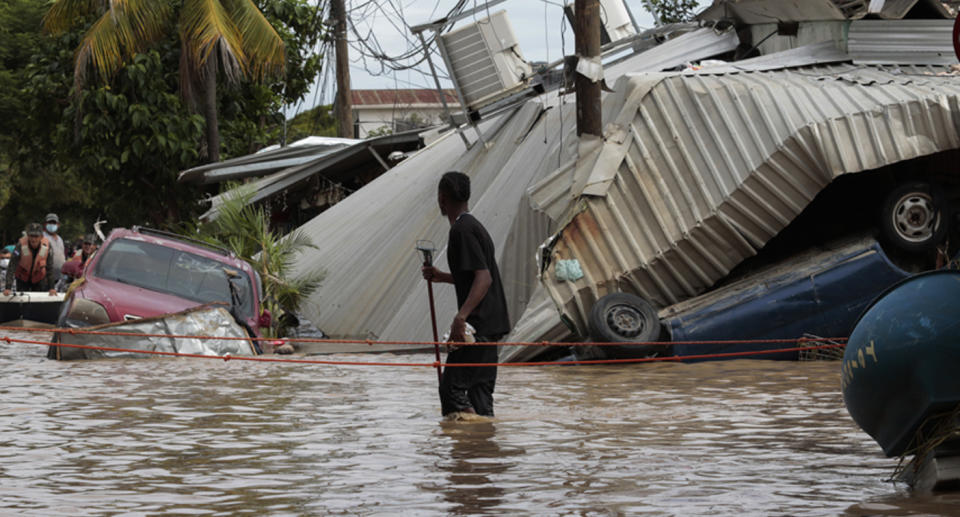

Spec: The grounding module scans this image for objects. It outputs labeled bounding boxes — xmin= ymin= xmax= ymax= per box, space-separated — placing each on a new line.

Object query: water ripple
xmin=0 ymin=333 xmax=956 ymax=515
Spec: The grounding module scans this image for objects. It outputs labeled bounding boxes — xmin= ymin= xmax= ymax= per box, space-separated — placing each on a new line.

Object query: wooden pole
xmin=574 ymin=0 xmax=602 ymax=137
xmin=426 ymin=280 xmax=442 ymax=383
xmin=331 ymin=0 xmax=353 ymax=138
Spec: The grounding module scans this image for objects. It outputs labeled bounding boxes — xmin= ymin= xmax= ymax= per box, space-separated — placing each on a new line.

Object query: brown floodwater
xmin=1 ymin=331 xmax=958 ymax=516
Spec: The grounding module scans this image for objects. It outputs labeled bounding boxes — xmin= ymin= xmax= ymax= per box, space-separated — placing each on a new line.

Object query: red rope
xmin=0 ymin=334 xmax=845 ymax=367
xmin=0 ymin=325 xmax=847 ymax=348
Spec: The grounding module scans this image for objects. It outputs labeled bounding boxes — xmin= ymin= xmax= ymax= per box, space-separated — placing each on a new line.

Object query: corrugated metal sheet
xmin=697 ymin=0 xmax=852 ymax=23
xmin=289 ymin=25 xmax=740 ymax=343
xmin=605 ymin=27 xmax=739 ymax=78
xmin=849 ymin=20 xmax=957 ymax=65
xmin=179 ymin=139 xmax=356 ymax=184
xmin=531 ymin=63 xmax=960 ymax=337
xmin=198 ymin=131 xmax=423 ymax=221
xmin=351 ymin=89 xmax=458 ymax=107
xmin=684 ymin=41 xmax=850 ymax=74
xmin=699 ymin=0 xmax=957 ymax=22
xmin=289 ymin=101 xmax=574 ymax=340
xmin=869 ymin=0 xmax=958 ymax=18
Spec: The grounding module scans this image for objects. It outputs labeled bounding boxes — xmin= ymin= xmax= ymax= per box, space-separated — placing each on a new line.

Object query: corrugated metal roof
xmin=290 ymin=101 xmax=573 ymax=340
xmin=869 ymin=0 xmax=958 ymax=18
xmin=288 ymin=23 xmax=742 ymax=342
xmin=683 ymin=41 xmax=850 ymax=74
xmin=699 ymin=0 xmax=957 ymax=22
xmin=848 ymin=20 xmax=957 ymax=65
xmin=179 ymin=139 xmax=357 ymax=184
xmin=351 ymin=89 xmax=459 ymax=107
xmin=697 ymin=0 xmax=853 ymax=23
xmin=604 ymin=27 xmax=739 ymax=77
xmin=287 ymin=16 xmax=960 ymax=350
xmin=530 ymin=63 xmax=960 ymax=337
xmin=198 ymin=131 xmax=423 ymax=220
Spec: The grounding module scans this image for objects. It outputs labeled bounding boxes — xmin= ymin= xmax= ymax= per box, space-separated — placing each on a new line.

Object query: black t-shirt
xmin=446 ymin=213 xmax=510 ymax=337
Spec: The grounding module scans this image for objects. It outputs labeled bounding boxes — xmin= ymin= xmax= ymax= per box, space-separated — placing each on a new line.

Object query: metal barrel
xmin=841 ymin=270 xmax=960 ymax=457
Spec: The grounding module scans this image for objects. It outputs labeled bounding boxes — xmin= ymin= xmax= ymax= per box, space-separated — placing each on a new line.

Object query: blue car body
xmin=658 ymin=237 xmax=913 ymax=361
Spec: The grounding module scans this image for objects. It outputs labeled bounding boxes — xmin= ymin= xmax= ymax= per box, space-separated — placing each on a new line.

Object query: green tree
xmin=0 ymin=0 xmax=48 ymax=215
xmin=195 ymin=184 xmax=325 ymax=337
xmin=283 ymin=104 xmax=338 ymax=143
xmin=0 ymin=0 xmax=323 ymax=241
xmin=641 ymin=0 xmax=699 ymax=25
xmin=43 ymin=0 xmax=287 ymax=163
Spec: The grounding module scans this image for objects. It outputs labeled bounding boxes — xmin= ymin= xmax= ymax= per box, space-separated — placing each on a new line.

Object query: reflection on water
xmin=1 ymin=331 xmax=958 ymax=515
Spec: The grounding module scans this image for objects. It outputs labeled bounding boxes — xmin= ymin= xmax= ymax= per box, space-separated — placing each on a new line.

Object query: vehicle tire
xmin=880 ymin=182 xmax=949 ymax=254
xmin=588 ymin=293 xmax=661 ymax=343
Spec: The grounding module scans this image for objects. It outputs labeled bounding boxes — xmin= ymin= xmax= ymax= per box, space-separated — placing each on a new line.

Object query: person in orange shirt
xmin=61 ymin=234 xmax=98 ymax=283
xmin=3 ymin=223 xmax=56 ymax=296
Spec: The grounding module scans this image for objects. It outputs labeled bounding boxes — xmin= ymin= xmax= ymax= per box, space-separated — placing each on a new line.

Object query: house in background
xmin=350 ymin=89 xmax=459 ymax=138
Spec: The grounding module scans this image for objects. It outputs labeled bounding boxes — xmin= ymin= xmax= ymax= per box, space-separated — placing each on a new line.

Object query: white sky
xmin=288 ymin=0 xmax=711 ymax=117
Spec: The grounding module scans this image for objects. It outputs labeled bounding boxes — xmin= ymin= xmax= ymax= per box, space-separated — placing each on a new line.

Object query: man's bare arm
xmin=450 ymin=269 xmax=491 ymax=341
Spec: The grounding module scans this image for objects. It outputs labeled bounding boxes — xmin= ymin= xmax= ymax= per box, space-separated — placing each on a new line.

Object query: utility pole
xmin=574 ymin=0 xmax=602 ymax=137
xmin=331 ymin=0 xmax=353 ymax=138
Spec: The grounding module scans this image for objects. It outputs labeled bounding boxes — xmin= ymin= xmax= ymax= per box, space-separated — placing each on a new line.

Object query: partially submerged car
xmin=505 ymin=236 xmax=926 ymax=363
xmin=50 ymin=227 xmax=270 ymax=359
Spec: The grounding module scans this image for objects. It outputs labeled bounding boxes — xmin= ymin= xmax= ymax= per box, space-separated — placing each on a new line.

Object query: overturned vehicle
xmin=506 ymin=4 xmax=960 ymax=361
xmin=280 ymin=0 xmax=960 ymax=363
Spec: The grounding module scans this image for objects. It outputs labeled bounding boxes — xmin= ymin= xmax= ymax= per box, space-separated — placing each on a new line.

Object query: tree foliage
xmin=43 ymin=0 xmax=288 ymax=163
xmin=194 ymin=184 xmax=325 ymax=337
xmin=641 ymin=0 xmax=699 ymax=25
xmin=0 ymin=0 xmax=323 ymax=244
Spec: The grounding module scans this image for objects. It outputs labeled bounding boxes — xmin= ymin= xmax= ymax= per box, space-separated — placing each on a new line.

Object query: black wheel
xmin=880 ymin=182 xmax=949 ymax=254
xmin=588 ymin=293 xmax=661 ymax=343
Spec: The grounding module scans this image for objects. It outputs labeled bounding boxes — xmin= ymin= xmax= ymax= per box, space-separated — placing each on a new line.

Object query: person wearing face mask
xmin=4 ymin=223 xmax=56 ymax=296
xmin=42 ymin=213 xmax=66 ymax=286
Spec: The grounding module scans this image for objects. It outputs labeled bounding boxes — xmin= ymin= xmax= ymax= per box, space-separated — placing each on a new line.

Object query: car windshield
xmin=95 ymin=238 xmax=255 ymax=319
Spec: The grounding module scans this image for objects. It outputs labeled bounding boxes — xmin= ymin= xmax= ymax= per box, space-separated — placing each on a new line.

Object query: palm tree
xmin=43 ymin=0 xmax=286 ymax=163
xmin=197 ymin=184 xmax=325 ymax=337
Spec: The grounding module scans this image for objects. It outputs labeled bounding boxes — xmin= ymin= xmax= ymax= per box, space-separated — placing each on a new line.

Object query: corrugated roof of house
xmin=351 ymin=89 xmax=459 ymax=106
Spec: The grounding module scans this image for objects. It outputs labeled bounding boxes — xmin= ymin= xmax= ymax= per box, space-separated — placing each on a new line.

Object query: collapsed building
xmin=277 ymin=0 xmax=960 ymax=358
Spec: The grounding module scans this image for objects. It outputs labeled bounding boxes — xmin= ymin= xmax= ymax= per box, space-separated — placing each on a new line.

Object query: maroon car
xmin=56 ymin=227 xmax=269 ymax=338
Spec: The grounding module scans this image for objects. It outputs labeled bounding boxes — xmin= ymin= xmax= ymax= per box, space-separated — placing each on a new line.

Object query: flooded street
xmin=1 ymin=331 xmax=958 ymax=516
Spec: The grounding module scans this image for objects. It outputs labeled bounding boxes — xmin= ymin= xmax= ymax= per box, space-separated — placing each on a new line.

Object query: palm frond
xmin=108 ymin=0 xmax=171 ymax=47
xmin=43 ymin=0 xmax=101 ymax=34
xmin=180 ymin=0 xmax=247 ymax=85
xmin=59 ymin=0 xmax=171 ymax=90
xmin=73 ymin=12 xmax=128 ymax=90
xmin=191 ymin=182 xmax=324 ymax=335
xmin=223 ymin=0 xmax=286 ymax=80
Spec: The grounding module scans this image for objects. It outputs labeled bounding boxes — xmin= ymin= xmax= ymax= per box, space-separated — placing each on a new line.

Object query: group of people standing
xmin=2 ymin=213 xmax=98 ymax=296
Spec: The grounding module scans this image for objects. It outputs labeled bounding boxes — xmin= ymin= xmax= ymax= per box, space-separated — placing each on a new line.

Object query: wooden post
xmin=331 ymin=0 xmax=353 ymax=138
xmin=574 ymin=0 xmax=602 ymax=137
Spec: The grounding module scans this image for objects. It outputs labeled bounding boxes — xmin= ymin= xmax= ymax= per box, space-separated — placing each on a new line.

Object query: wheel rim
xmin=604 ymin=303 xmax=646 ymax=339
xmin=891 ymin=192 xmax=940 ymax=244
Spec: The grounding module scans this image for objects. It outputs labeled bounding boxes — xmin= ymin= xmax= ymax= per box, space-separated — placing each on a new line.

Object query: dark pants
xmin=439 ymin=336 xmax=499 ymax=417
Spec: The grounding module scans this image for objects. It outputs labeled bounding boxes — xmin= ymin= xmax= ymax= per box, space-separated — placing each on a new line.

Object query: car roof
xmin=102 ymin=227 xmax=254 ymax=273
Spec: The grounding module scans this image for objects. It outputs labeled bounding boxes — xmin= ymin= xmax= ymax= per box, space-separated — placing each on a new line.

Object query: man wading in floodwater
xmin=422 ymin=172 xmax=510 ymax=419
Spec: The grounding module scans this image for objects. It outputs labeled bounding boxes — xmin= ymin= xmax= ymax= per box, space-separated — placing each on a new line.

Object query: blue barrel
xmin=841 ymin=270 xmax=960 ymax=457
